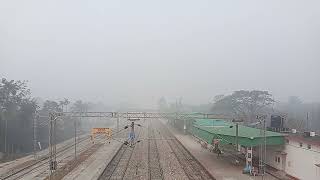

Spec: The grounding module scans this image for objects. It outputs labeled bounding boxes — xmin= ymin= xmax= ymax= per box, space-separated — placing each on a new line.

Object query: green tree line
xmin=0 ymin=78 xmax=91 ymax=159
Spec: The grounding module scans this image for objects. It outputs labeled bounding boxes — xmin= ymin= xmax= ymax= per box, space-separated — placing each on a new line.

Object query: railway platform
xmin=164 ymin=119 xmax=279 ymax=180
xmin=62 ymin=140 xmax=122 ymax=180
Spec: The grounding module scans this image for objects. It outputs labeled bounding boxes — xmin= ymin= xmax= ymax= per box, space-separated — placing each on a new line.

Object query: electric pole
xmin=4 ymin=112 xmax=7 ymax=155
xmin=49 ymin=113 xmax=57 ymax=179
xmin=117 ymin=114 xmax=120 ymax=133
xmin=1 ymin=107 xmax=8 ymax=155
xmin=263 ymin=118 xmax=267 ymax=180
xmin=74 ymin=118 xmax=77 ymax=160
xmin=33 ymin=112 xmax=38 ymax=159
xmin=256 ymin=114 xmax=267 ymax=178
xmin=49 ymin=114 xmax=53 ymax=179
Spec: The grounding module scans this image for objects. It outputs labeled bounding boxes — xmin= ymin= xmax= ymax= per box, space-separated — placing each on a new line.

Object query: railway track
xmin=147 ymin=123 xmax=163 ymax=180
xmin=99 ymin=119 xmax=214 ymax=180
xmin=98 ymin=127 xmax=142 ymax=180
xmin=156 ymin=120 xmax=215 ymax=180
xmin=1 ymin=135 xmax=99 ymax=180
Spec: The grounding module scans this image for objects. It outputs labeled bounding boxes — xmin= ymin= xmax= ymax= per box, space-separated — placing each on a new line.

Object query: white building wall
xmin=265 ymin=146 xmax=286 ymax=171
xmin=284 ymin=140 xmax=320 ymax=180
xmin=252 ymin=141 xmax=320 ymax=180
xmin=252 ymin=146 xmax=285 ymax=171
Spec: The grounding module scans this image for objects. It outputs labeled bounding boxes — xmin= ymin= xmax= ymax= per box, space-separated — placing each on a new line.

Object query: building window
xmin=277 ymin=157 xmax=281 ymax=163
xmin=299 ymin=142 xmax=303 ymax=147
xmin=308 ymin=144 xmax=311 ymax=149
xmin=275 ymin=156 xmax=280 ymax=163
xmin=286 ymin=139 xmax=289 ymax=143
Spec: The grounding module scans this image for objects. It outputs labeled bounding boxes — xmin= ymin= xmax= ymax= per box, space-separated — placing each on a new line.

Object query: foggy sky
xmin=1 ymin=0 xmax=320 ymax=108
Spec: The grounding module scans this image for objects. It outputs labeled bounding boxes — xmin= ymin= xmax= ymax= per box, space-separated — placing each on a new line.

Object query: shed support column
xmin=246 ymin=146 xmax=253 ymax=168
xmin=236 ymin=123 xmax=239 ymax=151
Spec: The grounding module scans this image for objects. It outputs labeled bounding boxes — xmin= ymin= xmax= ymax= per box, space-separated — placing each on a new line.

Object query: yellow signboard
xmin=91 ymin=128 xmax=112 ymax=143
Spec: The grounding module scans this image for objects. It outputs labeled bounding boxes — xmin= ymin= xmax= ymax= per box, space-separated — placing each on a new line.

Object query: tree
xmin=212 ymin=94 xmax=225 ymax=104
xmin=0 ymin=78 xmax=31 ymax=111
xmin=59 ymin=98 xmax=70 ymax=112
xmin=63 ymin=98 xmax=70 ymax=112
xmin=0 ymin=78 xmax=37 ymax=154
xmin=212 ymin=90 xmax=275 ymax=123
xmin=71 ymin=100 xmax=89 ymax=112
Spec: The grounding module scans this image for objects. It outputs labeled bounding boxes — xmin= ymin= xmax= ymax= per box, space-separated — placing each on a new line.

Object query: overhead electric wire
xmin=2 ymin=134 xmax=102 ymax=180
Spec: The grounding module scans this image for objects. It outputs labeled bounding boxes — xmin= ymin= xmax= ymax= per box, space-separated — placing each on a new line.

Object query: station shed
xmin=170 ymin=113 xmax=232 ymax=132
xmin=191 ymin=119 xmax=285 ymax=147
xmin=190 ymin=118 xmax=285 ymax=167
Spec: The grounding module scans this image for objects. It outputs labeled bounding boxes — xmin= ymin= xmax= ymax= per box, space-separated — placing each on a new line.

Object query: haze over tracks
xmin=98 ymin=119 xmax=214 ymax=180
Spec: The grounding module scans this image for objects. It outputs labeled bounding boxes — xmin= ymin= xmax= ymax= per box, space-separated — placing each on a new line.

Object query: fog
xmin=1 ymin=0 xmax=320 ymax=108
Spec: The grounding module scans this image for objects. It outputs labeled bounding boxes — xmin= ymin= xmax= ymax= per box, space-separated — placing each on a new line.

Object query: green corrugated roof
xmin=193 ymin=119 xmax=230 ymax=127
xmin=198 ymin=126 xmax=283 ymax=138
xmin=193 ymin=119 xmax=283 ymax=138
xmin=191 ymin=119 xmax=285 ymax=146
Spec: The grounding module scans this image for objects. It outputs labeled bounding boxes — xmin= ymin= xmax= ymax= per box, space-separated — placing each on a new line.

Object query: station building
xmin=176 ymin=118 xmax=320 ymax=180
xmin=282 ymin=133 xmax=320 ymax=179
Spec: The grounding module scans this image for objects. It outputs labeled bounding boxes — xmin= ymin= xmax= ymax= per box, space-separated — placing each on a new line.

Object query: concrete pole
xmin=263 ymin=119 xmax=267 ymax=178
xmin=236 ymin=123 xmax=239 ymax=151
xmin=4 ymin=114 xmax=7 ymax=154
xmin=259 ymin=122 xmax=263 ymax=174
xmin=1 ymin=109 xmax=8 ymax=155
xmin=49 ymin=114 xmax=53 ymax=179
xmin=117 ymin=115 xmax=119 ymax=133
xmin=74 ymin=118 xmax=77 ymax=160
xmin=53 ymin=117 xmax=57 ymax=164
xmin=33 ymin=113 xmax=38 ymax=159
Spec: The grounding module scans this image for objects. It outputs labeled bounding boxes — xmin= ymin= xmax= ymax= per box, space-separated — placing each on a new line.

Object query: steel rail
xmin=157 ymin=121 xmax=215 ymax=180
xmin=2 ymin=135 xmax=99 ymax=180
xmin=98 ymin=127 xmax=142 ymax=180
xmin=147 ymin=123 xmax=163 ymax=180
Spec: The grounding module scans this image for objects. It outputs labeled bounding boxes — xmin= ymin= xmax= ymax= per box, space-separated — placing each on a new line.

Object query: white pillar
xmin=246 ymin=146 xmax=253 ymax=167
